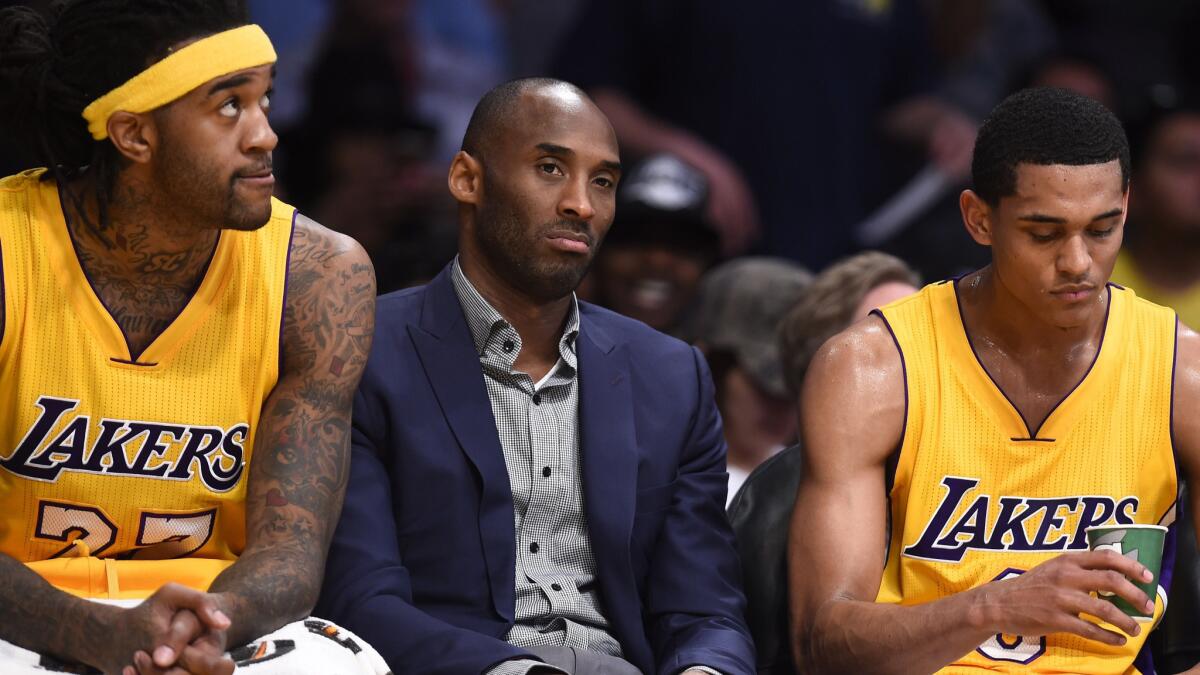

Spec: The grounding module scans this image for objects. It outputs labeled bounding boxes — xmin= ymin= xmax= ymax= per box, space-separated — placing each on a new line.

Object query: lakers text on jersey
xmin=0 ymin=169 xmax=293 ymax=599
xmin=875 ymin=280 xmax=1178 ymax=675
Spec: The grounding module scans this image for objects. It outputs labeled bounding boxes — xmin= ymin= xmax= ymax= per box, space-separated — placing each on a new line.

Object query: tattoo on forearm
xmin=209 ymin=219 xmax=375 ymax=647
xmin=0 ymin=552 xmax=114 ymax=666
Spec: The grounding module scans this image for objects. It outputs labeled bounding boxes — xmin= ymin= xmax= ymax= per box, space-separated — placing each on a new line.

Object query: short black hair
xmin=461 ymin=77 xmax=587 ymax=158
xmin=972 ymin=87 xmax=1130 ymax=205
xmin=0 ymin=0 xmax=247 ymax=233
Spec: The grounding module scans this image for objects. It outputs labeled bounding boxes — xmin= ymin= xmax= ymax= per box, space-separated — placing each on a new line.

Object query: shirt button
xmin=529 ymin=542 xmax=539 ymax=554
xmin=503 ymin=340 xmax=515 ymax=353
xmin=551 ymin=583 xmax=562 ymax=591
xmin=542 ymin=466 xmax=551 ymax=478
xmin=532 ymin=393 xmax=541 ymax=405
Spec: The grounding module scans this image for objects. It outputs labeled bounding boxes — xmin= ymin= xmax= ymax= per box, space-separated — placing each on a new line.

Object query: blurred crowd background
xmin=5 ymin=0 xmax=1200 ymax=493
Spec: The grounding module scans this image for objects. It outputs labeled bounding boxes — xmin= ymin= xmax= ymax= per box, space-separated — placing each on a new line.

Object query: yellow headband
xmin=82 ymin=24 xmax=276 ymax=140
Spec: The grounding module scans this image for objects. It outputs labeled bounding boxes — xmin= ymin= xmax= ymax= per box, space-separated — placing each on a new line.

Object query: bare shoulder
xmin=1174 ymin=320 xmax=1200 ymax=409
xmin=282 ymin=214 xmax=376 ymax=377
xmin=805 ymin=313 xmax=904 ymax=393
xmin=288 ymin=213 xmax=373 ymax=283
xmin=1174 ymin=320 xmax=1200 ymax=473
xmin=801 ymin=314 xmax=906 ymax=471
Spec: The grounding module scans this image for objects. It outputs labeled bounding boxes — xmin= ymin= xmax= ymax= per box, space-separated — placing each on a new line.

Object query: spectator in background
xmin=779 ymin=251 xmax=920 ymax=399
xmin=411 ymin=0 xmax=510 ymax=162
xmin=555 ymin=0 xmax=968 ymax=266
xmin=590 ymin=154 xmax=720 ymax=335
xmin=251 ymin=0 xmax=418 ymax=131
xmin=1028 ymin=49 xmax=1117 ymax=112
xmin=1112 ymin=98 xmax=1200 ymax=329
xmin=872 ymin=0 xmax=1054 ymax=281
xmin=683 ymin=258 xmax=812 ymax=502
xmin=279 ymin=22 xmax=455 ymax=293
xmin=1041 ymin=0 xmax=1192 ymax=120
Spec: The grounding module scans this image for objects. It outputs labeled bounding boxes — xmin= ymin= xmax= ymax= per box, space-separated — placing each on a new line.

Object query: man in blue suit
xmin=317 ymin=78 xmax=754 ymax=675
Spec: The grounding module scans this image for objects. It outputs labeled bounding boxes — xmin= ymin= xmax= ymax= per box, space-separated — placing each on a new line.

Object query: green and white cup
xmin=1085 ymin=524 xmax=1167 ymax=622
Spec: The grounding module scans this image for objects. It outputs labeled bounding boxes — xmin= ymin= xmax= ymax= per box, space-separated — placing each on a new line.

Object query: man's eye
xmin=219 ymin=100 xmax=239 ymax=118
xmin=1090 ymin=227 xmax=1116 ymax=238
xmin=540 ymin=163 xmax=563 ymax=176
xmin=260 ymin=93 xmax=271 ymax=111
xmin=594 ymin=177 xmax=614 ymax=188
xmin=1030 ymin=231 xmax=1056 ymax=243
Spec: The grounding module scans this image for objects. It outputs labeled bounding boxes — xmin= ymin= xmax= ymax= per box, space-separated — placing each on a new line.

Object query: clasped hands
xmin=95 ymin=583 xmax=234 ymax=675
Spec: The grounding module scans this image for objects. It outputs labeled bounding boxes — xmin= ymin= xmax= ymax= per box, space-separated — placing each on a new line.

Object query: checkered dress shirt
xmin=451 ymin=261 xmax=624 ymax=663
xmin=453 ymin=261 xmax=720 ymax=675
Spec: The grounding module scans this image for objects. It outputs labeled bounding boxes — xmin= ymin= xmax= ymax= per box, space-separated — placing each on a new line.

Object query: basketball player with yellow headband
xmin=0 ymin=2 xmax=386 ymax=674
xmin=789 ymin=88 xmax=1200 ymax=673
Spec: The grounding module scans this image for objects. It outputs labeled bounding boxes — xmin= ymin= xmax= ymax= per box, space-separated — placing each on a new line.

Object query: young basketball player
xmin=0 ymin=2 xmax=384 ymax=674
xmin=789 ymin=87 xmax=1200 ymax=674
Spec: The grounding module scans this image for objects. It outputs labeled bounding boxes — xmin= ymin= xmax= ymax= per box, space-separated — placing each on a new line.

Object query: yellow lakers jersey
xmin=0 ymin=170 xmax=292 ymax=598
xmin=876 ymin=280 xmax=1178 ymax=675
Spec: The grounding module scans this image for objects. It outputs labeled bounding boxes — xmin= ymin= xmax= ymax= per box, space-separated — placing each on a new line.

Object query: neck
xmin=458 ymin=250 xmax=572 ymax=361
xmin=63 ymin=174 xmax=219 ymax=288
xmin=959 ymin=266 xmax=1106 ymax=356
xmin=1126 ymin=219 xmax=1200 ymax=292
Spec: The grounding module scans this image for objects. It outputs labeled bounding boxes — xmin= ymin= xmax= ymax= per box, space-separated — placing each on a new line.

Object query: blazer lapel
xmin=577 ymin=308 xmax=639 ymax=623
xmin=409 ymin=268 xmax=515 ymax=620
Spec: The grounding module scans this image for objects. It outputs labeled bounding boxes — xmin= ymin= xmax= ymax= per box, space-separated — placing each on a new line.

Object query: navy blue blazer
xmin=317 ymin=266 xmax=754 ymax=675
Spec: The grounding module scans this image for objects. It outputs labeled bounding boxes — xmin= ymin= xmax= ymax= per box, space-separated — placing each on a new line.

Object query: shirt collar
xmin=451 ymin=257 xmax=580 ymax=366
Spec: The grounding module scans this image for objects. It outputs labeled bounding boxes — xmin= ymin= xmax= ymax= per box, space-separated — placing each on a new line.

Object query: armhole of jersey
xmin=277 ymin=209 xmax=299 ymax=381
xmin=1169 ymin=311 xmax=1181 ymax=502
xmin=0 ymin=236 xmax=8 ymax=362
xmin=871 ymin=308 xmax=909 ymax=497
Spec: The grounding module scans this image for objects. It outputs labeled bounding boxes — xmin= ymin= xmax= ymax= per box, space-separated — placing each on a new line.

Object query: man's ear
xmin=960 ymin=189 xmax=994 ymax=246
xmin=448 ymin=151 xmax=484 ymax=206
xmin=106 ymin=111 xmax=157 ymax=164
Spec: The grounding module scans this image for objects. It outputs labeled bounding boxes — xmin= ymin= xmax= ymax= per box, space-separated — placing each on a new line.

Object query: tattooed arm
xmin=208 ymin=215 xmax=375 ymax=647
xmin=0 ymin=551 xmax=234 ymax=674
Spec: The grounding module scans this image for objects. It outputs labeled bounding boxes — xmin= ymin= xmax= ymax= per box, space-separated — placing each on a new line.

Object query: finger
xmin=1057 ymin=615 xmax=1130 ymax=647
xmin=1067 ymin=592 xmax=1142 ymax=637
xmin=1076 ymin=549 xmax=1154 ymax=583
xmin=1085 ymin=569 xmax=1154 ymax=616
xmin=154 ymin=584 xmax=231 ymax=630
xmin=133 ymin=649 xmax=169 ymax=675
xmin=154 ymin=609 xmax=203 ymax=667
xmin=176 ymin=643 xmax=236 ymax=675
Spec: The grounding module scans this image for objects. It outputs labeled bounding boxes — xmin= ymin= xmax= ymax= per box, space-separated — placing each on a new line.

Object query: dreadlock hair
xmin=971 ymin=87 xmax=1130 ymax=205
xmin=0 ymin=0 xmax=248 ymax=234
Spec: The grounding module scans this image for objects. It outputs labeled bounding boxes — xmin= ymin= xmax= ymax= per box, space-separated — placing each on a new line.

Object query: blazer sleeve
xmin=317 ymin=387 xmax=533 ymax=675
xmin=643 ymin=347 xmax=756 ymax=675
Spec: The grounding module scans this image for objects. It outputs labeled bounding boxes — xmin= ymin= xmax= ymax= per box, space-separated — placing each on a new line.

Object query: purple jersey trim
xmin=278 ymin=209 xmax=298 ymax=377
xmin=870 ymin=308 xmax=908 ymax=568
xmin=1132 ymin=519 xmax=1175 ymax=675
xmin=951 ymin=279 xmax=1113 ymax=440
xmin=0 ymin=238 xmax=5 ymax=349
xmin=1170 ymin=313 xmax=1181 ymax=486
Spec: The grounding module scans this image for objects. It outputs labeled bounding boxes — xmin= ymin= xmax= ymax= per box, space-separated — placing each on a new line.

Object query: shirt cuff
xmin=679 ymin=667 xmax=722 ymax=675
xmin=486 ymin=658 xmax=568 ymax=675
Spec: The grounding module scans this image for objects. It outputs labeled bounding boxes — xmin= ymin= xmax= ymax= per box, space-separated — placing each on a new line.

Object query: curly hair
xmin=972 ymin=87 xmax=1130 ymax=205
